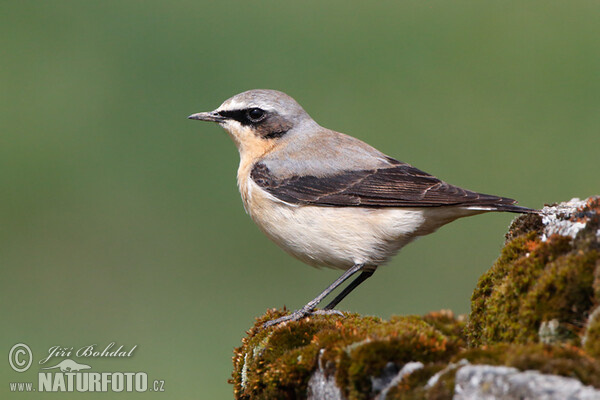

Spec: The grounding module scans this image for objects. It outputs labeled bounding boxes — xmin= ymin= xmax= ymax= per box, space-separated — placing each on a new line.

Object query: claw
xmin=262 ymin=309 xmax=309 ymax=328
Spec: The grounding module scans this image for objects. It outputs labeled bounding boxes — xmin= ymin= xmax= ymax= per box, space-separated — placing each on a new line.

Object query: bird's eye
xmin=247 ymin=108 xmax=266 ymax=122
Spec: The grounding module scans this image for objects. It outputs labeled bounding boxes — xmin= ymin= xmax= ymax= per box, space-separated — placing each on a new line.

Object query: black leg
xmin=263 ymin=263 xmax=365 ymax=328
xmin=323 ymin=270 xmax=374 ymax=310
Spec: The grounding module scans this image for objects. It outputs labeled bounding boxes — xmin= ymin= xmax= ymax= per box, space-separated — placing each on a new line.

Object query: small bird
xmin=189 ymin=89 xmax=536 ymax=327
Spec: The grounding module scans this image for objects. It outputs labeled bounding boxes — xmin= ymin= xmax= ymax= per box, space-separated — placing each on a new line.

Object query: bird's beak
xmin=187 ymin=111 xmax=226 ymax=123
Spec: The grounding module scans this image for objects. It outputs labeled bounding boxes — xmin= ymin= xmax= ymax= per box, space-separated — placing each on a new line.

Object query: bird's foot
xmin=262 ymin=308 xmax=346 ymax=329
xmin=262 ymin=307 xmax=311 ymax=328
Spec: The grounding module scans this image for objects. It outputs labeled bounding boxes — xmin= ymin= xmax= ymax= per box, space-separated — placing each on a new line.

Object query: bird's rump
xmin=251 ymin=160 xmax=528 ymax=211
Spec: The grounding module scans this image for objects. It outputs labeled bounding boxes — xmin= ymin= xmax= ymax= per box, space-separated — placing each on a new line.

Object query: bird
xmin=188 ymin=89 xmax=537 ymax=327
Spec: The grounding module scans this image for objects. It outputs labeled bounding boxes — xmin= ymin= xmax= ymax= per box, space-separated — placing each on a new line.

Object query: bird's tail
xmin=464 ymin=193 xmax=538 ymax=214
xmin=465 ymin=202 xmax=538 ymax=214
xmin=491 ymin=204 xmax=539 ymax=214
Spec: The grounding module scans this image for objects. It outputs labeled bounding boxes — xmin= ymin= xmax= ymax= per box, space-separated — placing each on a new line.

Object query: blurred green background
xmin=1 ymin=1 xmax=599 ymax=398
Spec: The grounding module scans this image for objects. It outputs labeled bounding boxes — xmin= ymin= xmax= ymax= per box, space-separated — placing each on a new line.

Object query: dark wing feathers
xmin=251 ymin=162 xmax=527 ymax=210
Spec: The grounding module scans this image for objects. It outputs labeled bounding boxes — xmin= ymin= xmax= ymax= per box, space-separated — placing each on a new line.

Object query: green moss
xmin=575 ymin=197 xmax=600 ymax=254
xmin=522 ymin=251 xmax=597 ymax=342
xmin=584 ymin=308 xmax=600 ymax=358
xmin=468 ymin=233 xmax=563 ymax=345
xmin=232 ymin=310 xmax=462 ymax=400
xmin=422 ymin=310 xmax=467 ymax=349
xmin=504 ymin=212 xmax=544 ymax=242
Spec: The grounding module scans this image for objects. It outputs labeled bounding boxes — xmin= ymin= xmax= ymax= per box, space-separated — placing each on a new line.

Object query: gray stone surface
xmin=307 ymin=358 xmax=425 ymax=400
xmin=371 ymin=362 xmax=400 ymax=394
xmin=454 ymin=365 xmax=600 ymax=400
xmin=307 ymin=349 xmax=345 ymax=400
xmin=540 ymin=197 xmax=595 ymax=242
xmin=377 ymin=362 xmax=424 ymax=400
xmin=427 ymin=359 xmax=469 ymax=388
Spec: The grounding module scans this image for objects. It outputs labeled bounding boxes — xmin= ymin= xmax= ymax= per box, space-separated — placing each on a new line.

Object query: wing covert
xmin=250 ymin=161 xmax=517 ymax=208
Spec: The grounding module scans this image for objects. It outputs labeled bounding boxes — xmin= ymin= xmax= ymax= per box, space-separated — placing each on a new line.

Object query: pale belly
xmin=242 ymin=180 xmax=481 ymax=270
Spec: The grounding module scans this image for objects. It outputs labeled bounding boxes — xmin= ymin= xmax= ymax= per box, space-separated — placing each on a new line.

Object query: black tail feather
xmin=492 ymin=204 xmax=539 ymax=214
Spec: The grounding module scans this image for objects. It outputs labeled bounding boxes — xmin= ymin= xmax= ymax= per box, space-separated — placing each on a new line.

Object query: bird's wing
xmin=250 ymin=160 xmax=520 ymax=208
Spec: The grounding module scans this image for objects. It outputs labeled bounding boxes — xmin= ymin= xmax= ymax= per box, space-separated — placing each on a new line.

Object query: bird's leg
xmin=263 ymin=263 xmax=364 ymax=328
xmin=323 ymin=270 xmax=374 ymax=310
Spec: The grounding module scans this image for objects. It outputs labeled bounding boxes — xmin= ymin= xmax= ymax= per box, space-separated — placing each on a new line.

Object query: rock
xmin=307 ymin=349 xmax=345 ymax=400
xmin=376 ymin=361 xmax=424 ymax=400
xmin=539 ymin=198 xmax=598 ymax=241
xmin=454 ymin=364 xmax=600 ymax=400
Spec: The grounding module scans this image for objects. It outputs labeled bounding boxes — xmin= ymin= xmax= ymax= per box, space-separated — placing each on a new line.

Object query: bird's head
xmin=189 ymin=89 xmax=315 ymax=155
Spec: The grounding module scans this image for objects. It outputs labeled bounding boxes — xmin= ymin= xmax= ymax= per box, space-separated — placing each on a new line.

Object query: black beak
xmin=187 ymin=111 xmax=226 ymax=122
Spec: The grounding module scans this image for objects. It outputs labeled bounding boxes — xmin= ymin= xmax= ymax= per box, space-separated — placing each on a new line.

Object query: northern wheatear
xmin=189 ymin=89 xmax=536 ymax=327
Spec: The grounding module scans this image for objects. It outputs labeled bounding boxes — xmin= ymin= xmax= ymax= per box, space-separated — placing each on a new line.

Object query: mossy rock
xmin=231 ymin=197 xmax=600 ymax=399
xmin=232 ymin=311 xmax=600 ymax=399
xmin=458 ymin=343 xmax=600 ymax=387
xmin=231 ymin=310 xmax=465 ymax=400
xmin=467 ymin=197 xmax=600 ymax=347
xmin=374 ymin=342 xmax=600 ymax=399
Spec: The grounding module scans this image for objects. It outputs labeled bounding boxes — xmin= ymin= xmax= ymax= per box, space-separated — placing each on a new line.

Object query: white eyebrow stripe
xmin=218 ymin=100 xmax=278 ymax=114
